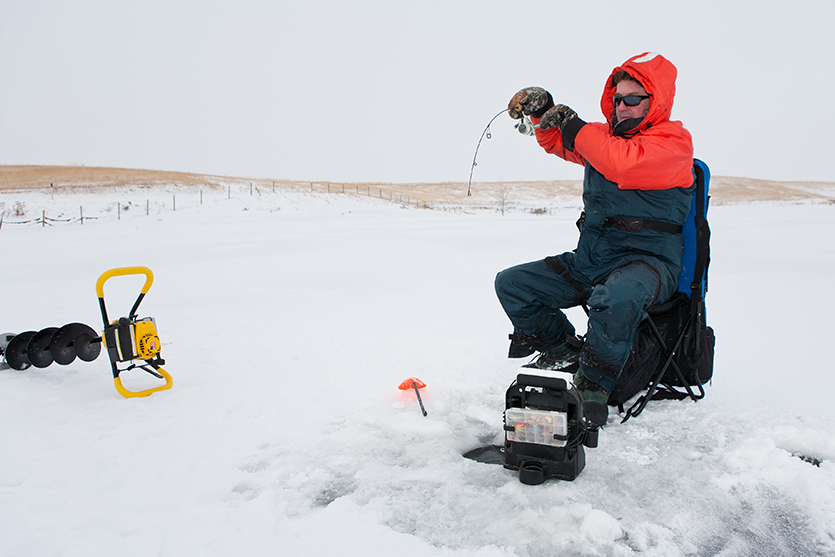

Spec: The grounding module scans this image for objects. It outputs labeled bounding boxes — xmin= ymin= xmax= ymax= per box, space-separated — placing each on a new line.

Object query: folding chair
xmin=619 ymin=159 xmax=714 ymax=422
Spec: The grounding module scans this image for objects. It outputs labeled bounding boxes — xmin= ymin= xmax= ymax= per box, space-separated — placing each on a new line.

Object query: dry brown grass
xmin=707 ymin=176 xmax=835 ymax=204
xmin=0 ymin=165 xmax=276 ymax=191
xmin=1 ymin=165 xmax=833 ymax=205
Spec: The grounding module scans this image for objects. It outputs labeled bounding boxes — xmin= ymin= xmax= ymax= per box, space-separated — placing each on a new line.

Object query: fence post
xmin=42 ymin=209 xmax=45 ymax=227
xmin=80 ymin=206 xmax=83 ymax=225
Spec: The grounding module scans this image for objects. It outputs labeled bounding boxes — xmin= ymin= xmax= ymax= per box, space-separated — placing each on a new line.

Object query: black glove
xmin=508 ymin=87 xmax=554 ymax=120
xmin=539 ymin=104 xmax=577 ymax=132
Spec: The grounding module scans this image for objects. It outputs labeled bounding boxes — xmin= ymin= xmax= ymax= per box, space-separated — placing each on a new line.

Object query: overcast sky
xmin=2 ymin=0 xmax=833 ymax=185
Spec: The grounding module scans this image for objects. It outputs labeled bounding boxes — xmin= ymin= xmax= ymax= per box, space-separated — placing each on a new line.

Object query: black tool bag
xmin=609 ymin=292 xmax=715 ymax=413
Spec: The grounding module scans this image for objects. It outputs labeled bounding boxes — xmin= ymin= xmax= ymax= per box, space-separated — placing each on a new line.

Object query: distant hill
xmin=1 ymin=165 xmax=833 ymax=206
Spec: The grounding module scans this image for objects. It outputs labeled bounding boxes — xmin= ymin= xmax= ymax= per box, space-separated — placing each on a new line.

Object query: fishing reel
xmin=514 ymin=115 xmax=538 ymax=136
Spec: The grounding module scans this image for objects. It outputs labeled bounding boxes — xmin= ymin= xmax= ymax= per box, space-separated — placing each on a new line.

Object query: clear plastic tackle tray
xmin=505 ymin=408 xmax=567 ymax=447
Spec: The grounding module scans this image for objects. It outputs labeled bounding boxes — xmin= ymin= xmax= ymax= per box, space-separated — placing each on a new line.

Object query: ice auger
xmin=97 ymin=266 xmax=173 ymax=398
xmin=1 ymin=266 xmax=172 ymax=398
xmin=1 ymin=324 xmax=101 ymax=370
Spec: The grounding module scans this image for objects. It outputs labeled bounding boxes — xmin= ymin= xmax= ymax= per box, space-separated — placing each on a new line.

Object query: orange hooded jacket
xmin=534 ymin=52 xmax=693 ymax=191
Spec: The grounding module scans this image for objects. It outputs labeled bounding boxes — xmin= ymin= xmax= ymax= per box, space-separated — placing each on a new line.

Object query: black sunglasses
xmin=613 ymin=94 xmax=650 ymax=107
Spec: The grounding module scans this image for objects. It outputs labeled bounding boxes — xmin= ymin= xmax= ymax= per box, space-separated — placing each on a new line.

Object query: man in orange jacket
xmin=495 ymin=53 xmax=695 ymax=426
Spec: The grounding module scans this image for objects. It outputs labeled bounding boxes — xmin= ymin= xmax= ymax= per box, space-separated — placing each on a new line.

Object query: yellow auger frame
xmin=96 ymin=266 xmax=173 ymax=398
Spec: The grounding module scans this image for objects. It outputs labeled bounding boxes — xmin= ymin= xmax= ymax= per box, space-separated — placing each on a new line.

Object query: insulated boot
xmin=507 ymin=333 xmax=537 ymax=358
xmin=573 ymin=372 xmax=609 ymax=428
xmin=527 ymin=334 xmax=584 ymax=370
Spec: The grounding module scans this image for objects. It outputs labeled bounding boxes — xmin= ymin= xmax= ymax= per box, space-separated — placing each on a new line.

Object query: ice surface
xmin=0 ymin=185 xmax=833 ymax=556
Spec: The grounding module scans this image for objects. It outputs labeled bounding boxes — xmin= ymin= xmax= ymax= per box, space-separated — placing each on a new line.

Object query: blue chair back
xmin=677 ymin=159 xmax=710 ymax=297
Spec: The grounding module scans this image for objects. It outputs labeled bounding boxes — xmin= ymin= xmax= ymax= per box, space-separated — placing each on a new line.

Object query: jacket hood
xmin=601 ymin=52 xmax=678 ymax=133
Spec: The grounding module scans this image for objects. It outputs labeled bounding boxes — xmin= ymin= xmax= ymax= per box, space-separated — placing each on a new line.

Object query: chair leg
xmin=622 ymin=314 xmax=703 ymax=422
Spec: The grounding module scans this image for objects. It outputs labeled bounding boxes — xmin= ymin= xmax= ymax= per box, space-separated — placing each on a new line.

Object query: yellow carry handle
xmin=97 ymin=266 xmax=173 ymax=399
xmin=96 ymin=265 xmax=154 ymax=301
xmin=114 ymin=366 xmax=173 ymax=398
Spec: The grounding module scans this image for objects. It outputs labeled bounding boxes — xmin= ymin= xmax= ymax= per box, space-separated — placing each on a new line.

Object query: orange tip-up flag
xmin=398 ymin=377 xmax=427 ymax=416
xmin=398 ymin=377 xmax=426 ymax=390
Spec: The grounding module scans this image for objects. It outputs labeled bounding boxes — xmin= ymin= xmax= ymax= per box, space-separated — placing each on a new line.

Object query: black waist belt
xmin=602 ymin=216 xmax=682 ymax=234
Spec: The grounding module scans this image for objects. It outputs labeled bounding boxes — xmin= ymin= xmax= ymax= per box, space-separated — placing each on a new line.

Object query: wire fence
xmin=0 ymin=209 xmax=100 ymax=228
xmin=0 ymin=182 xmax=439 ymax=230
xmin=306 ymin=182 xmax=431 ymax=207
xmin=0 ymin=180 xmax=569 ymax=230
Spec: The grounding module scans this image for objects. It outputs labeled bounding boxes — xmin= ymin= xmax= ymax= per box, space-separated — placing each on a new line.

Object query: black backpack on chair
xmin=609 ymin=159 xmax=715 ymax=421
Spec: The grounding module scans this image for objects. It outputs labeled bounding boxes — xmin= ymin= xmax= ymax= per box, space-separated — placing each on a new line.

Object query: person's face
xmin=614 ymin=80 xmax=650 ymax=122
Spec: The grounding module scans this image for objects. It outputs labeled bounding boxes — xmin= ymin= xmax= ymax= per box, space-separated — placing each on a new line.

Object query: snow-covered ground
xmin=1 ymin=185 xmax=833 ymax=556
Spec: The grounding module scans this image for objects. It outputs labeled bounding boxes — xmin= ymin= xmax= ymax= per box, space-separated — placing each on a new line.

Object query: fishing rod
xmin=467 ymin=109 xmax=538 ymax=196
